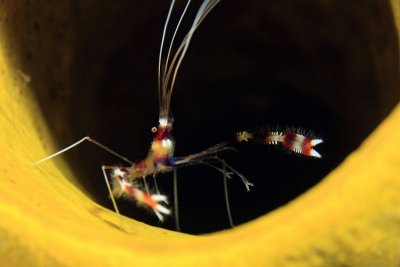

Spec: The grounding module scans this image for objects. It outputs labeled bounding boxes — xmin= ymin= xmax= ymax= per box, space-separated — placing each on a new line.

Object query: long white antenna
xmin=169 ymin=0 xmax=219 ymax=93
xmin=161 ymin=0 xmax=220 ymax=118
xmin=158 ymin=0 xmax=176 ymax=108
xmin=163 ymin=0 xmax=192 ymax=86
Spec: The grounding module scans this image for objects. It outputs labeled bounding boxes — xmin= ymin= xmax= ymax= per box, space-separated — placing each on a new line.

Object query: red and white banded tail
xmin=235 ymin=130 xmax=323 ymax=158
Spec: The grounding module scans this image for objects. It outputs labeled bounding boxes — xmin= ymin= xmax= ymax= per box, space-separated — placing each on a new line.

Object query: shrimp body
xmin=33 ymin=0 xmax=324 ymax=227
xmin=100 ymin=0 xmax=223 ymax=222
xmin=106 ymin=119 xmax=176 ymax=220
xmin=119 ymin=119 xmax=176 ymax=179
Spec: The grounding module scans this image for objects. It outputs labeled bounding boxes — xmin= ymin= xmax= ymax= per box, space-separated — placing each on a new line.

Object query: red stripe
xmin=282 ymin=132 xmax=298 ymax=150
xmin=143 ymin=193 xmax=157 ymax=208
xmin=301 ymin=138 xmax=312 ymax=156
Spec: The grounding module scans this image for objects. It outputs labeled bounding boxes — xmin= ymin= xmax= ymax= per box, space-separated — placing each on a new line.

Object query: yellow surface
xmin=1 ymin=3 xmax=400 ymax=267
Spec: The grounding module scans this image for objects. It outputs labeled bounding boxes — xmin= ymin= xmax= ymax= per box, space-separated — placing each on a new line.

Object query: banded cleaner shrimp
xmin=33 ymin=0 xmax=324 ymax=233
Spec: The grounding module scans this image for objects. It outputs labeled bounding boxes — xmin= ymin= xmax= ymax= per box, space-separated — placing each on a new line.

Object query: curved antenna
xmin=162 ymin=0 xmax=192 ymax=87
xmin=169 ymin=0 xmax=219 ymax=92
xmin=160 ymin=0 xmax=220 ymax=119
xmin=158 ymin=0 xmax=176 ymax=109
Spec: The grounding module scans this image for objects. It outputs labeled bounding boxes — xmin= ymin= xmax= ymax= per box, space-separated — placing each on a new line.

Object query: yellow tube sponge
xmin=0 ymin=1 xmax=400 ymax=266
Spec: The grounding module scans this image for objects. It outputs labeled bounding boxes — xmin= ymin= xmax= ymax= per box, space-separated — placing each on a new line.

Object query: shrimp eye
xmin=151 ymin=127 xmax=158 ymax=133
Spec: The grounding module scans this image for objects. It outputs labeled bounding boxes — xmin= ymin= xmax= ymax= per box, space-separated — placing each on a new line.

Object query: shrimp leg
xmin=33 ymin=136 xmax=132 ymax=165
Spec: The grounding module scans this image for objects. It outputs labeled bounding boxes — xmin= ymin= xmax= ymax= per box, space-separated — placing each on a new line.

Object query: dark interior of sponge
xmin=4 ymin=0 xmax=399 ymax=234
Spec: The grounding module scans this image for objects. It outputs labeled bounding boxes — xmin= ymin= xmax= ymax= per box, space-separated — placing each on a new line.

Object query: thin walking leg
xmin=221 ymin=159 xmax=234 ymax=227
xmin=203 ymin=157 xmax=254 ymax=192
xmin=33 ymin=136 xmax=133 ymax=165
xmin=143 ymin=176 xmax=150 ymax=194
xmin=102 ymin=165 xmax=123 ymax=230
xmin=153 ymin=174 xmax=161 ymax=195
xmin=173 ymin=169 xmax=181 ymax=231
xmin=187 ymin=157 xmax=254 ymax=192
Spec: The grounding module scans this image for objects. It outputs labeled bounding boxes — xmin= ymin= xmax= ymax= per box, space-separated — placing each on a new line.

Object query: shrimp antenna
xmin=158 ymin=0 xmax=176 ymax=109
xmin=163 ymin=1 xmax=192 ymax=85
xmin=159 ymin=0 xmax=221 ymax=120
